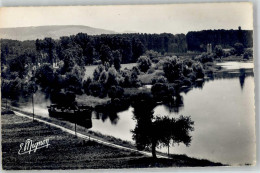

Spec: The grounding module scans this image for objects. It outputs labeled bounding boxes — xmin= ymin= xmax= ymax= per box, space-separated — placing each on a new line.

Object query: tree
xmin=234 ymin=43 xmax=244 ymax=56
xmin=151 ymin=83 xmax=169 ymax=101
xmin=113 ymin=50 xmax=122 ymax=71
xmin=214 ymin=45 xmax=224 ymax=58
xmin=137 ymin=56 xmax=152 ymax=73
xmin=93 ymin=65 xmax=105 ymax=81
xmin=132 ymin=38 xmax=145 ymax=62
xmin=88 ymin=81 xmax=103 ymax=97
xmin=163 ymin=56 xmax=183 ymax=82
xmin=35 ymin=63 xmax=55 ymax=91
xmin=131 ymin=93 xmax=194 ymax=159
xmin=42 ymin=37 xmax=56 ymax=64
xmin=243 ymin=49 xmax=253 ymax=60
xmin=192 ymin=62 xmax=205 ymax=79
xmin=99 ymin=44 xmax=113 ymax=65
xmin=106 ymin=67 xmax=120 ymax=88
xmin=50 ymin=90 xmax=76 ymax=108
xmin=64 ymin=72 xmax=83 ymax=94
xmin=132 ymin=114 xmax=194 ymax=159
xmin=83 ymin=77 xmax=92 ymax=95
xmin=108 ymin=85 xmax=124 ymax=100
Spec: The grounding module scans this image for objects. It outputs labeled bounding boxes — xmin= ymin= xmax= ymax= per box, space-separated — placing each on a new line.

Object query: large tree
xmin=131 ymin=93 xmax=194 ymax=158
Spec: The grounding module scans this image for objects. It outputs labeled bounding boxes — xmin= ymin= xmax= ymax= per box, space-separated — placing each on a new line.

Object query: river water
xmin=19 ymin=61 xmax=255 ymax=166
xmin=90 ymin=61 xmax=255 ymax=166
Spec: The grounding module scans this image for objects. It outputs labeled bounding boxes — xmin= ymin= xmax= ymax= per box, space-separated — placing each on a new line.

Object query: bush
xmin=147 ymin=67 xmax=155 ymax=74
xmin=152 ymin=58 xmax=159 ymax=63
xmin=192 ymin=62 xmax=205 ymax=79
xmin=83 ymin=77 xmax=92 ymax=95
xmin=214 ymin=45 xmax=224 ymax=58
xmin=89 ymin=82 xmax=104 ymax=97
xmin=229 ymin=48 xmax=236 ymax=55
xmin=145 ymin=50 xmax=160 ymax=60
xmin=234 ymin=43 xmax=244 ymax=56
xmin=137 ymin=56 xmax=152 ymax=73
xmin=243 ymin=49 xmax=253 ymax=60
xmin=108 ymin=85 xmax=124 ymax=99
xmin=93 ymin=65 xmax=105 ymax=81
xmin=183 ymin=78 xmax=192 ymax=86
xmin=151 ymin=76 xmax=168 ymax=84
xmin=223 ymin=51 xmax=231 ymax=57
xmin=194 ymin=53 xmax=214 ymax=63
xmin=151 ymin=83 xmax=169 ymax=100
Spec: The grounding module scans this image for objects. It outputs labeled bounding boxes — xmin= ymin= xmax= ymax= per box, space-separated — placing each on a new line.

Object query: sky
xmin=0 ymin=2 xmax=253 ymax=34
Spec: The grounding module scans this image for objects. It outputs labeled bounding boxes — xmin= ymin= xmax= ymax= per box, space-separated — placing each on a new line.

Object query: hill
xmin=0 ymin=25 xmax=117 ymax=41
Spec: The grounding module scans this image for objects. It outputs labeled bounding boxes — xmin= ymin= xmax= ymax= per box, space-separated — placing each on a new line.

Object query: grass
xmin=76 ymin=95 xmax=110 ymax=107
xmin=138 ymin=69 xmax=164 ymax=84
xmin=1 ymin=111 xmax=144 ymax=170
xmin=84 ymin=63 xmax=137 ymax=80
xmin=2 ymin=109 xmax=225 ymax=169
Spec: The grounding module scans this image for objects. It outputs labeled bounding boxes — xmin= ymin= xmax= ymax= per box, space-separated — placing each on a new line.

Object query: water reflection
xmin=163 ymin=94 xmax=184 ymax=113
xmin=94 ymin=99 xmax=131 ymax=125
xmin=239 ymin=69 xmax=246 ymax=90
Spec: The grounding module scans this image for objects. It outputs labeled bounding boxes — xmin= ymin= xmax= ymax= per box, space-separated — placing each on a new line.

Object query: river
xmin=90 ymin=61 xmax=255 ymax=166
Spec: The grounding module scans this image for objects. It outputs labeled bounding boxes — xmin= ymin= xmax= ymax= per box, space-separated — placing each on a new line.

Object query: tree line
xmin=186 ymin=28 xmax=253 ymax=52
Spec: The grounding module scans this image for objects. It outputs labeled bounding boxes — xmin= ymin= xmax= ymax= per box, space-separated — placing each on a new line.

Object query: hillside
xmin=0 ymin=25 xmax=117 ymax=41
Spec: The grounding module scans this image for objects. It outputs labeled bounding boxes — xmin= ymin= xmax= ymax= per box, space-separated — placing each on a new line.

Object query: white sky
xmin=0 ymin=3 xmax=253 ymax=34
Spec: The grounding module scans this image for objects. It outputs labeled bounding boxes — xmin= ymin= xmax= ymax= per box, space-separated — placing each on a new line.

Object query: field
xmin=1 ymin=110 xmax=224 ymax=169
xmin=84 ymin=63 xmax=137 ymax=79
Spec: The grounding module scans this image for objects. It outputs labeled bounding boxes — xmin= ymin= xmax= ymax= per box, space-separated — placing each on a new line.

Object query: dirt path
xmin=12 ymin=110 xmax=169 ymax=159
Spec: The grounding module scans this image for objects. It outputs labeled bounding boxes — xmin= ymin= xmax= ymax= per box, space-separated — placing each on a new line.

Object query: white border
xmin=0 ymin=0 xmax=259 ymax=173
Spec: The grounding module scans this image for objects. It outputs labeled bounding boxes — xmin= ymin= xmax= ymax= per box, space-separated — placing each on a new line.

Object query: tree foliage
xmin=163 ymin=56 xmax=183 ymax=82
xmin=137 ymin=56 xmax=152 ymax=73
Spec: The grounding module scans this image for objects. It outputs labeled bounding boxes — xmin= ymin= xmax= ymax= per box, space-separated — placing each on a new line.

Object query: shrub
xmin=89 ymin=82 xmax=103 ymax=97
xmin=151 ymin=76 xmax=168 ymax=84
xmin=214 ymin=45 xmax=224 ymax=58
xmin=108 ymin=85 xmax=124 ymax=99
xmin=152 ymin=58 xmax=159 ymax=63
xmin=183 ymin=78 xmax=192 ymax=86
xmin=243 ymin=49 xmax=253 ymax=60
xmin=194 ymin=53 xmax=214 ymax=63
xmin=234 ymin=43 xmax=244 ymax=55
xmin=93 ymin=65 xmax=105 ymax=81
xmin=147 ymin=67 xmax=155 ymax=74
xmin=132 ymin=66 xmax=140 ymax=75
xmin=151 ymin=83 xmax=169 ymax=100
xmin=83 ymin=77 xmax=92 ymax=95
xmin=137 ymin=56 xmax=152 ymax=73
xmin=229 ymin=48 xmax=236 ymax=55
xmin=192 ymin=62 xmax=205 ymax=79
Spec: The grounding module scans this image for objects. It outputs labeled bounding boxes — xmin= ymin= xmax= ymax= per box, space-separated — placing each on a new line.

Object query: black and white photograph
xmin=0 ymin=2 xmax=256 ymax=170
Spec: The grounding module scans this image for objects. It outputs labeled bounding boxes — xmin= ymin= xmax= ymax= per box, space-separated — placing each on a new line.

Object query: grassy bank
xmin=2 ymin=110 xmax=225 ymax=169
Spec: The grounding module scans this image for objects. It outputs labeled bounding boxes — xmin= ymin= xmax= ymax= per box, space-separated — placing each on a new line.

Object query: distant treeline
xmin=1 ymin=33 xmax=187 ymax=66
xmin=1 ymin=29 xmax=253 ymax=66
xmin=186 ymin=29 xmax=253 ymax=51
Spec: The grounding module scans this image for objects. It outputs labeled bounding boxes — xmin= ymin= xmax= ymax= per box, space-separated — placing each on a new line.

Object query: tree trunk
xmin=152 ymin=141 xmax=157 ymax=159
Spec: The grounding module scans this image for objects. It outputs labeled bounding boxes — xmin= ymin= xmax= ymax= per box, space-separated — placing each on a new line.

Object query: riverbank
xmin=1 ymin=109 xmax=225 ymax=169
